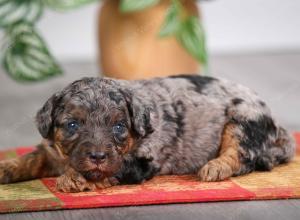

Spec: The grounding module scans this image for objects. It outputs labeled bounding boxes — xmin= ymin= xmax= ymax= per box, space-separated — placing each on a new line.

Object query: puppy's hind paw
xmin=0 ymin=159 xmax=18 ymax=184
xmin=198 ymin=160 xmax=233 ymax=182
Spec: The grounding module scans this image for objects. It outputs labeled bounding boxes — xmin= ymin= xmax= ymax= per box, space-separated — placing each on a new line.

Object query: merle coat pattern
xmin=0 ymin=75 xmax=295 ymax=192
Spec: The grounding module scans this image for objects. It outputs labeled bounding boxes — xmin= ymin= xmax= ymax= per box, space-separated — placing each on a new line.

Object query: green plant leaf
xmin=2 ymin=23 xmax=62 ymax=82
xmin=176 ymin=16 xmax=207 ymax=64
xmin=120 ymin=0 xmax=159 ymax=13
xmin=44 ymin=0 xmax=98 ymax=10
xmin=0 ymin=0 xmax=43 ymax=27
xmin=159 ymin=3 xmax=181 ymax=37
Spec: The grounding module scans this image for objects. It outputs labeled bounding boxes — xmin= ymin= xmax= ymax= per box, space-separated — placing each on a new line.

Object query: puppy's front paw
xmin=56 ymin=170 xmax=95 ymax=193
xmin=198 ymin=160 xmax=233 ymax=182
xmin=0 ymin=159 xmax=18 ymax=184
xmin=95 ymin=177 xmax=119 ymax=189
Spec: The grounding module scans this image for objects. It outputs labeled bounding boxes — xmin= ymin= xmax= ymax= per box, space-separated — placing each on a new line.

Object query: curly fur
xmin=0 ymin=74 xmax=295 ymax=192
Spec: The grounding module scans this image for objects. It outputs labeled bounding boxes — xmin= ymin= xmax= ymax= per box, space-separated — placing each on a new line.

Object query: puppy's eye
xmin=66 ymin=120 xmax=80 ymax=135
xmin=113 ymin=123 xmax=128 ymax=143
xmin=113 ymin=123 xmax=126 ymax=134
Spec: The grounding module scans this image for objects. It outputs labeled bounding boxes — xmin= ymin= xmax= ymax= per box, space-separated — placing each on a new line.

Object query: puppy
xmin=0 ymin=75 xmax=295 ymax=192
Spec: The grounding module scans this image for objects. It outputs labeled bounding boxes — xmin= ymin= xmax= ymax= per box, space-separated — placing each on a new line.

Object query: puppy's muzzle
xmin=79 ymin=141 xmax=109 ymax=164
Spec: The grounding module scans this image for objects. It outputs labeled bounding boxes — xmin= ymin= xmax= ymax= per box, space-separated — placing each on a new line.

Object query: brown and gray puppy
xmin=0 ymin=75 xmax=296 ymax=192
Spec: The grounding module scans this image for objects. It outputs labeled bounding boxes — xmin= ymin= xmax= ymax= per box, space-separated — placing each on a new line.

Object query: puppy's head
xmin=36 ymin=77 xmax=153 ymax=181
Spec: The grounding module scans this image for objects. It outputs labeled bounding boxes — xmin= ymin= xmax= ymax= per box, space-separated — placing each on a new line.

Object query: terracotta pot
xmin=98 ymin=0 xmax=200 ymax=80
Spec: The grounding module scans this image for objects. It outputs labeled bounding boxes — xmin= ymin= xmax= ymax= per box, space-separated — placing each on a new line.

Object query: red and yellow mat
xmin=0 ymin=133 xmax=299 ymax=213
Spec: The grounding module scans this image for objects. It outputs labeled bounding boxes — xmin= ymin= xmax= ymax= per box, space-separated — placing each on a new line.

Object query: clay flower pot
xmin=98 ymin=0 xmax=201 ymax=80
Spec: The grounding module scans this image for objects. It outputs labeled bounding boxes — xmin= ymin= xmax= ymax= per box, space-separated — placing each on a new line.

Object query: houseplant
xmin=0 ymin=0 xmax=207 ymax=82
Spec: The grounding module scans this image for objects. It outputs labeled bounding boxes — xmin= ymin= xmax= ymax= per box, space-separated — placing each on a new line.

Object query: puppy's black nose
xmin=89 ymin=152 xmax=107 ymax=163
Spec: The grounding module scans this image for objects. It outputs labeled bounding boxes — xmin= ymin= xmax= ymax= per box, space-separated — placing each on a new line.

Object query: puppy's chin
xmin=82 ymin=169 xmax=104 ymax=181
xmin=81 ymin=167 xmax=120 ymax=182
xmin=73 ymin=157 xmax=124 ymax=182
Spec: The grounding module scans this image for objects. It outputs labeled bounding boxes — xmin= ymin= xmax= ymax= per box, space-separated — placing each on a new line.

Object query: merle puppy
xmin=0 ymin=75 xmax=295 ymax=192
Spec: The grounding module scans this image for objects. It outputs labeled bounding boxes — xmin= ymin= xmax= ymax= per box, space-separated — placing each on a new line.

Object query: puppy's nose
xmin=89 ymin=152 xmax=107 ymax=163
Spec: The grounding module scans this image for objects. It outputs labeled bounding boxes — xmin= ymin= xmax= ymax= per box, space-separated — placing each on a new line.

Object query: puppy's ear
xmin=35 ymin=92 xmax=62 ymax=138
xmin=120 ymin=89 xmax=154 ymax=137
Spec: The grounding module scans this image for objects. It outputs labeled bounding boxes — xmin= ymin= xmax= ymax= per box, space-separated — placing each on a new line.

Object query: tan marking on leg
xmin=198 ymin=123 xmax=242 ymax=181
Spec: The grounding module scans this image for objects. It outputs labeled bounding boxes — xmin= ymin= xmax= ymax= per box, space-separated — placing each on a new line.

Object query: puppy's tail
xmin=255 ymin=126 xmax=295 ymax=172
xmin=272 ymin=127 xmax=296 ymax=164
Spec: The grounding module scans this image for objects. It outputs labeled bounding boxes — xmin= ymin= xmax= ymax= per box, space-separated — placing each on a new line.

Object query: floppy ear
xmin=120 ymin=89 xmax=154 ymax=137
xmin=35 ymin=92 xmax=62 ymax=138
